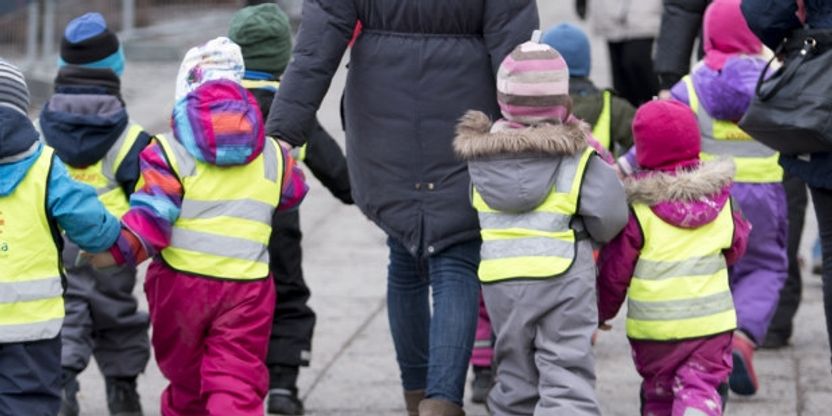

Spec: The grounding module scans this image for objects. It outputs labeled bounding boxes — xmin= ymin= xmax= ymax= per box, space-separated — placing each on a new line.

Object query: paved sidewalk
xmin=55 ymin=2 xmax=832 ymax=415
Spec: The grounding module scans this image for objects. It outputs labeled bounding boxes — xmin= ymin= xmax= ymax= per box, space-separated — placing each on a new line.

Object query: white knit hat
xmin=175 ymin=37 xmax=244 ymax=101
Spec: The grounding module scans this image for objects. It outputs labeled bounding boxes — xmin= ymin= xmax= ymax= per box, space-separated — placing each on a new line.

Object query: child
xmin=228 ymin=4 xmax=352 ymax=414
xmin=0 ymin=59 xmax=125 ymax=416
xmin=453 ymin=41 xmax=628 ymax=415
xmin=668 ymin=0 xmax=787 ymax=396
xmin=542 ymin=23 xmax=637 ymax=156
xmin=597 ymin=100 xmax=751 ymax=416
xmin=39 ymin=13 xmax=152 ymax=415
xmin=92 ymin=38 xmax=308 ymax=416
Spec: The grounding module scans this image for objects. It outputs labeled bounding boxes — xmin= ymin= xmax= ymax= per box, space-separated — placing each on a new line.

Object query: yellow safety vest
xmin=155 ymin=134 xmax=283 ymax=280
xmin=591 ymin=90 xmax=612 ymax=151
xmin=683 ymin=76 xmax=783 ymax=183
xmin=241 ymin=78 xmax=308 ymax=162
xmin=0 ymin=146 xmax=65 ymax=343
xmin=473 ymin=147 xmax=595 ymax=283
xmin=626 ymin=201 xmax=737 ymax=341
xmin=62 ymin=123 xmax=145 ymax=218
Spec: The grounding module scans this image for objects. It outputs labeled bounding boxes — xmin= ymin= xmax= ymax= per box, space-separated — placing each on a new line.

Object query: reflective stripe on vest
xmin=156 ymin=134 xmax=283 ymax=280
xmin=591 ymin=90 xmax=612 ymax=151
xmin=683 ymin=76 xmax=783 ymax=183
xmin=473 ymin=147 xmax=595 ymax=283
xmin=62 ymin=123 xmax=145 ymax=218
xmin=0 ymin=146 xmax=65 ymax=343
xmin=625 ymin=201 xmax=737 ymax=341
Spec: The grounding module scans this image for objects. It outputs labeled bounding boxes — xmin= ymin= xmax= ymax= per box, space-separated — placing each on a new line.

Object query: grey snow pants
xmin=60 ymin=241 xmax=150 ymax=377
xmin=482 ymin=242 xmax=601 ymax=416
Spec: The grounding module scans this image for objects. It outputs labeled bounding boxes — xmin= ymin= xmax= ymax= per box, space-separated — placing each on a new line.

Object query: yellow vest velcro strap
xmin=0 ymin=277 xmax=62 ymax=303
xmin=169 ymin=228 xmax=268 ymax=263
xmin=180 ymin=199 xmax=274 ymax=225
xmin=634 ymin=255 xmax=727 ymax=280
xmin=628 ymin=290 xmax=734 ymax=321
xmin=481 ymin=237 xmax=574 ymax=260
xmin=478 ymin=212 xmax=571 ymax=233
xmin=701 ymin=138 xmax=777 ymax=158
xmin=0 ymin=318 xmax=64 ymax=343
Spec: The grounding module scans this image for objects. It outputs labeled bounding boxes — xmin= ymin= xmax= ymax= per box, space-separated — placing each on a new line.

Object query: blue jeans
xmin=386 ymin=238 xmax=481 ymax=405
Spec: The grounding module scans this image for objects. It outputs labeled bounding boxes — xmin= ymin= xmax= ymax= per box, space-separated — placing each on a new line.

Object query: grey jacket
xmin=454 ymin=111 xmax=629 ymax=248
xmin=266 ymin=0 xmax=539 ymax=257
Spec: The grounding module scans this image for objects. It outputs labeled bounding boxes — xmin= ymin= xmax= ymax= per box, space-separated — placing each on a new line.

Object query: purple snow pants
xmin=730 ymin=183 xmax=789 ymax=344
xmin=632 ymin=333 xmax=733 ymax=416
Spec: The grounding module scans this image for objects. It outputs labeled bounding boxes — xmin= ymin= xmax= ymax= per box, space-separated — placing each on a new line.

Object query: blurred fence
xmin=0 ymin=0 xmax=275 ymax=67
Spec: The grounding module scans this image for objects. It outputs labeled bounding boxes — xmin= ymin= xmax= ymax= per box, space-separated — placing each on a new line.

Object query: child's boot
xmin=418 ymin=398 xmax=464 ymax=416
xmin=470 ymin=366 xmax=493 ymax=404
xmin=58 ymin=369 xmax=80 ymax=416
xmin=105 ymin=376 xmax=143 ymax=416
xmin=729 ymin=330 xmax=759 ymax=396
xmin=268 ymin=388 xmax=304 ymax=415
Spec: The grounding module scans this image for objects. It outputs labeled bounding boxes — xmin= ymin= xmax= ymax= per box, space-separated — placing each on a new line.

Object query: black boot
xmin=267 ymin=388 xmax=304 ymax=415
xmin=58 ymin=369 xmax=80 ymax=416
xmin=470 ymin=365 xmax=493 ymax=404
xmin=105 ymin=376 xmax=143 ymax=416
xmin=268 ymin=366 xmax=304 ymax=415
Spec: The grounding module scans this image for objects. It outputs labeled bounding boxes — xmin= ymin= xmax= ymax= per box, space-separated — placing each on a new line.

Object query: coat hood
xmin=39 ymin=90 xmax=128 ymax=167
xmin=691 ymin=57 xmax=767 ymax=122
xmin=0 ymin=107 xmax=42 ymax=196
xmin=625 ymin=158 xmax=735 ymax=228
xmin=454 ymin=111 xmax=588 ymax=213
xmin=172 ymin=80 xmax=265 ymax=166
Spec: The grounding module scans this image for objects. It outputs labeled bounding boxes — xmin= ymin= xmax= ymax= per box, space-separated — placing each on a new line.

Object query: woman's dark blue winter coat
xmin=266 ymin=1 xmax=539 ymax=256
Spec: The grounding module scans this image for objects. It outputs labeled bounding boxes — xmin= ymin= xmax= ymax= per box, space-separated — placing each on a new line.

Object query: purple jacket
xmin=670 ymin=56 xmax=767 ymax=121
xmin=597 ymin=159 xmax=751 ymax=324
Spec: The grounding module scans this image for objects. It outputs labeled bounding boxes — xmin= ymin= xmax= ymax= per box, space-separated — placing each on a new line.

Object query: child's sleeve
xmin=578 ymin=155 xmax=629 ymax=243
xmin=277 ymin=144 xmax=309 ymax=212
xmin=112 ymin=140 xmax=184 ymax=266
xmin=597 ymin=213 xmax=643 ymax=324
xmin=724 ymin=197 xmax=752 ymax=266
xmin=610 ymin=96 xmax=636 ymax=154
xmin=47 ymin=157 xmax=120 ymax=253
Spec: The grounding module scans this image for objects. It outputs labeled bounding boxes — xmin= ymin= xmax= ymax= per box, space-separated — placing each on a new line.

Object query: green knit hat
xmin=228 ymin=3 xmax=292 ymax=78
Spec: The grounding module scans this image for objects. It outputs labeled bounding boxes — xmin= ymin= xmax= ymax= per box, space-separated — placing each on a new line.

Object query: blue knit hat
xmin=58 ymin=12 xmax=125 ymax=77
xmin=541 ymin=23 xmax=591 ymax=78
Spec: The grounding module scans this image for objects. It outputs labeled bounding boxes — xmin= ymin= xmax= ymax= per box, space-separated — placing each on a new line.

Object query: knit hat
xmin=633 ymin=100 xmax=701 ymax=172
xmin=59 ymin=12 xmax=125 ymax=77
xmin=703 ymin=0 xmax=762 ymax=70
xmin=228 ymin=3 xmax=292 ymax=78
xmin=172 ymin=79 xmax=264 ymax=166
xmin=0 ymin=60 xmax=29 ymax=115
xmin=497 ymin=41 xmax=571 ymax=125
xmin=176 ymin=37 xmax=244 ymax=101
xmin=541 ymin=23 xmax=591 ymax=78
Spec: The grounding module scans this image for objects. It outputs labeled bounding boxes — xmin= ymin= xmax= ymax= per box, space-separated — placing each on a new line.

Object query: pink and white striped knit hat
xmin=497 ymin=41 xmax=571 ymax=125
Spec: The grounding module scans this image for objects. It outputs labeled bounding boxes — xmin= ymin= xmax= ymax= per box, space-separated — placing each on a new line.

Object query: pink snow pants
xmin=145 ymin=260 xmax=276 ymax=416
xmin=471 ymin=293 xmax=494 ymax=368
xmin=631 ymin=333 xmax=733 ymax=416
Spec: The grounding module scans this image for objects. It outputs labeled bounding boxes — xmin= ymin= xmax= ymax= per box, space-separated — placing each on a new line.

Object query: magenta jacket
xmin=597 ymin=159 xmax=751 ymax=324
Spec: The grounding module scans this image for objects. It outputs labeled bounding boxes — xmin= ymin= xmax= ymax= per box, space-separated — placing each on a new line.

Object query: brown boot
xmin=404 ymin=389 xmax=425 ymax=416
xmin=418 ymin=398 xmax=465 ymax=416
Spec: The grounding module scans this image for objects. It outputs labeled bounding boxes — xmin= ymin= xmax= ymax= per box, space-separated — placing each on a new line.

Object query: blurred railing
xmin=0 ymin=0 xmax=283 ymax=69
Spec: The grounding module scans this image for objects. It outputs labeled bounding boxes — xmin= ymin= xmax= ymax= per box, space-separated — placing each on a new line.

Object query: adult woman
xmin=741 ymin=0 xmax=832 ymax=366
xmin=265 ymin=1 xmax=538 ymax=415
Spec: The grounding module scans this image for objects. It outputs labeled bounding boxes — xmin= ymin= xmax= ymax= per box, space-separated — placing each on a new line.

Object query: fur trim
xmin=453 ymin=111 xmax=587 ymax=160
xmin=625 ymin=159 xmax=736 ymax=204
